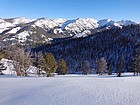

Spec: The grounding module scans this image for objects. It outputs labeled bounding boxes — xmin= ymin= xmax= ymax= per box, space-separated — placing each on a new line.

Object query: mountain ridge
xmin=0 ymin=17 xmax=137 ymax=47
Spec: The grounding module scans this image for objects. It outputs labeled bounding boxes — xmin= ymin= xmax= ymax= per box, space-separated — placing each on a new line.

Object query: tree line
xmin=0 ymin=46 xmax=68 ymax=77
xmin=1 ymin=24 xmax=140 ymax=77
xmin=33 ymin=24 xmax=140 ymax=74
xmin=0 ymin=45 xmax=140 ymax=77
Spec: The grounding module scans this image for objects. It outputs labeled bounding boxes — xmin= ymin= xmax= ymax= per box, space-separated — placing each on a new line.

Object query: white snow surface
xmin=7 ymin=27 xmax=21 ymax=34
xmin=0 ymin=59 xmax=38 ymax=75
xmin=16 ymin=31 xmax=30 ymax=42
xmin=0 ymin=58 xmax=140 ymax=105
xmin=64 ymin=18 xmax=99 ymax=33
xmin=98 ymin=19 xmax=120 ymax=27
xmin=0 ymin=19 xmax=14 ymax=28
xmin=0 ymin=28 xmax=9 ymax=33
xmin=0 ymin=59 xmax=16 ymax=75
xmin=0 ymin=74 xmax=140 ymax=105
xmin=0 ymin=17 xmax=138 ymax=41
xmin=34 ymin=18 xmax=58 ymax=29
xmin=0 ymin=59 xmax=140 ymax=105
xmin=12 ymin=17 xmax=34 ymax=25
xmin=54 ymin=28 xmax=63 ymax=34
xmin=116 ymin=20 xmax=137 ymax=26
xmin=53 ymin=18 xmax=66 ymax=26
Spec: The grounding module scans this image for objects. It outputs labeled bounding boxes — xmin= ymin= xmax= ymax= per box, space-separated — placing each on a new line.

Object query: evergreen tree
xmin=81 ymin=61 xmax=90 ymax=75
xmin=96 ymin=57 xmax=107 ymax=75
xmin=33 ymin=25 xmax=140 ymax=73
xmin=132 ymin=50 xmax=140 ymax=76
xmin=38 ymin=55 xmax=46 ymax=76
xmin=108 ymin=64 xmax=113 ymax=75
xmin=33 ymin=52 xmax=46 ymax=76
xmin=116 ymin=54 xmax=124 ymax=77
xmin=56 ymin=59 xmax=68 ymax=75
xmin=44 ymin=53 xmax=57 ymax=77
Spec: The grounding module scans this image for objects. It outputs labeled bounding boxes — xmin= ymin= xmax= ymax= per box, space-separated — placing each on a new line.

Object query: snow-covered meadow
xmin=0 ymin=74 xmax=140 ymax=105
xmin=0 ymin=59 xmax=140 ymax=105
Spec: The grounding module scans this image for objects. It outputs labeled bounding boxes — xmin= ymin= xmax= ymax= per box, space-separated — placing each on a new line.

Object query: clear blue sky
xmin=0 ymin=0 xmax=140 ymax=22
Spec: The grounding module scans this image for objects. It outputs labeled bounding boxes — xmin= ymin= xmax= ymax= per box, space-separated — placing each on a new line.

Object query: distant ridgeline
xmin=33 ymin=24 xmax=140 ymax=73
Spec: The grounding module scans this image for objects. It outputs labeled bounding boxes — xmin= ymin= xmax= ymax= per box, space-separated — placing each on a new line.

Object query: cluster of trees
xmin=131 ymin=49 xmax=140 ymax=76
xmin=1 ymin=45 xmax=140 ymax=77
xmin=1 ymin=24 xmax=140 ymax=77
xmin=33 ymin=52 xmax=68 ymax=77
xmin=79 ymin=52 xmax=140 ymax=77
xmin=0 ymin=52 xmax=7 ymax=75
xmin=0 ymin=46 xmax=32 ymax=76
xmin=0 ymin=46 xmax=68 ymax=77
xmin=34 ymin=24 xmax=140 ymax=75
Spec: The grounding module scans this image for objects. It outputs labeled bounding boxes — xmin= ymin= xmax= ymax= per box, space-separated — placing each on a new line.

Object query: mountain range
xmin=0 ymin=17 xmax=137 ymax=46
xmin=34 ymin=24 xmax=140 ymax=73
xmin=0 ymin=17 xmax=140 ymax=72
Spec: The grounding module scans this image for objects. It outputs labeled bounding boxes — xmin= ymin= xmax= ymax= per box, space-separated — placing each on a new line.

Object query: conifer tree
xmin=44 ymin=53 xmax=57 ymax=77
xmin=38 ymin=55 xmax=46 ymax=76
xmin=33 ymin=52 xmax=45 ymax=76
xmin=132 ymin=50 xmax=140 ymax=76
xmin=81 ymin=61 xmax=90 ymax=75
xmin=108 ymin=64 xmax=113 ymax=75
xmin=56 ymin=59 xmax=68 ymax=75
xmin=116 ymin=54 xmax=124 ymax=77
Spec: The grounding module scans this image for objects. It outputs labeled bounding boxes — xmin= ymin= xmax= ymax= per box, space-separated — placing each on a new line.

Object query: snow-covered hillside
xmin=63 ymin=18 xmax=99 ymax=33
xmin=0 ymin=74 xmax=140 ymax=105
xmin=0 ymin=17 xmax=137 ymax=45
xmin=98 ymin=19 xmax=120 ymax=27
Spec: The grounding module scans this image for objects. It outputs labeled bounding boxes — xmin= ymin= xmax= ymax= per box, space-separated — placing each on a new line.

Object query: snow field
xmin=0 ymin=74 xmax=140 ymax=105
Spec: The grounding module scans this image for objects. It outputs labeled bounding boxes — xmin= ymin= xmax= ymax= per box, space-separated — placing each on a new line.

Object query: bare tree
xmin=7 ymin=46 xmax=32 ymax=76
xmin=18 ymin=49 xmax=32 ymax=76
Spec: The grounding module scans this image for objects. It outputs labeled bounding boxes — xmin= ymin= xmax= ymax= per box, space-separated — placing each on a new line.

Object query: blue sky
xmin=0 ymin=0 xmax=140 ymax=22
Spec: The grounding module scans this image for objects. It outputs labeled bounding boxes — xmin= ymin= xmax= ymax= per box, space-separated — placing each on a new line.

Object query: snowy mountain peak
xmin=0 ymin=18 xmax=5 ymax=23
xmin=12 ymin=17 xmax=34 ymax=24
xmin=63 ymin=18 xmax=99 ymax=33
xmin=0 ymin=17 xmax=138 ymax=45
xmin=4 ymin=17 xmax=34 ymax=25
xmin=53 ymin=18 xmax=66 ymax=24
xmin=34 ymin=17 xmax=58 ymax=29
xmin=116 ymin=20 xmax=137 ymax=26
xmin=98 ymin=19 xmax=115 ymax=27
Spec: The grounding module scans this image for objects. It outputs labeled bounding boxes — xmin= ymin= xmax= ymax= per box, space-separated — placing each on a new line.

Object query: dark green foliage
xmin=33 ymin=25 xmax=140 ymax=73
xmin=38 ymin=56 xmax=46 ymax=76
xmin=116 ymin=54 xmax=124 ymax=77
xmin=56 ymin=59 xmax=68 ymax=75
xmin=108 ymin=64 xmax=113 ymax=75
xmin=33 ymin=52 xmax=46 ymax=76
xmin=43 ymin=53 xmax=57 ymax=77
xmin=81 ymin=61 xmax=90 ymax=75
xmin=131 ymin=49 xmax=140 ymax=76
